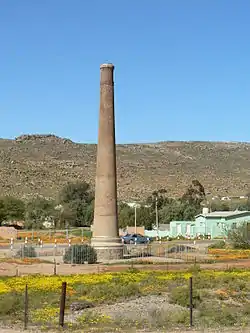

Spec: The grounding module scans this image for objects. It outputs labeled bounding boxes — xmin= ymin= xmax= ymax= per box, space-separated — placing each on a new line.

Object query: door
xmin=186 ymin=224 xmax=191 ymax=236
xmin=177 ymin=223 xmax=182 ymax=236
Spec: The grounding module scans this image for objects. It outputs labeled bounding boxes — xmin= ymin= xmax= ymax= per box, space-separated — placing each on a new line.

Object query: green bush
xmin=208 ymin=240 xmax=226 ymax=249
xmin=228 ymin=222 xmax=250 ymax=249
xmin=16 ymin=245 xmax=37 ymax=258
xmin=63 ymin=244 xmax=97 ymax=264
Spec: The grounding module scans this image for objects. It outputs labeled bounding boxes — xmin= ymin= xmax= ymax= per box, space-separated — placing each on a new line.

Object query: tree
xmin=146 ymin=188 xmax=169 ymax=210
xmin=181 ymin=202 xmax=200 ymax=220
xmin=58 ymin=181 xmax=94 ymax=227
xmin=159 ymin=200 xmax=184 ymax=223
xmin=55 ymin=203 xmax=76 ymax=229
xmin=136 ymin=206 xmax=155 ymax=230
xmin=135 ymin=181 xmax=204 ymax=227
xmin=59 ymin=181 xmax=93 ymax=204
xmin=182 ymin=180 xmax=205 ymax=207
xmin=0 ymin=199 xmax=6 ymax=225
xmin=118 ymin=203 xmax=134 ymax=229
xmin=159 ymin=199 xmax=200 ymax=224
xmin=2 ymin=196 xmax=25 ymax=221
xmin=67 ymin=199 xmax=94 ymax=227
xmin=118 ymin=203 xmax=155 ymax=230
xmin=83 ymin=200 xmax=94 ymax=227
xmin=25 ymin=197 xmax=55 ymax=229
xmin=211 ymin=201 xmax=230 ymax=212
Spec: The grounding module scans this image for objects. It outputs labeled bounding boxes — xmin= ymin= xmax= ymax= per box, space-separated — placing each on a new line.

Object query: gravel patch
xmin=67 ymin=293 xmax=184 ymax=323
xmin=65 ymin=294 xmax=250 ymax=332
xmin=94 ymin=294 xmax=183 ymax=321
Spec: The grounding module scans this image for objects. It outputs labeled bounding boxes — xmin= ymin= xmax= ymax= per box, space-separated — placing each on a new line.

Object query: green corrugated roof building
xmin=170 ymin=210 xmax=250 ymax=239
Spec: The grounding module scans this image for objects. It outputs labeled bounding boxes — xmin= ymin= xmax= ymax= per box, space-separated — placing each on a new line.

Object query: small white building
xmin=42 ymin=217 xmax=54 ymax=229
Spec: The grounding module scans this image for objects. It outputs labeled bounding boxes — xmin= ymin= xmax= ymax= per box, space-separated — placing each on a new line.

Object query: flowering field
xmin=0 ymin=268 xmax=250 ymax=331
xmin=208 ymin=249 xmax=250 ymax=261
xmin=0 ymin=236 xmax=90 ymax=245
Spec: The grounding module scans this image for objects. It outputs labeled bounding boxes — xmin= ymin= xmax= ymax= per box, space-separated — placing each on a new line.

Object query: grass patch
xmin=169 ymin=285 xmax=202 ymax=308
xmin=195 ymin=300 xmax=250 ymax=328
xmin=0 ymin=292 xmax=24 ymax=321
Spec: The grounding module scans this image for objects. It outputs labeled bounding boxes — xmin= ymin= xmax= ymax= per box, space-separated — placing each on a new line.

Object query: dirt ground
xmin=1 ymin=258 xmax=250 ymax=276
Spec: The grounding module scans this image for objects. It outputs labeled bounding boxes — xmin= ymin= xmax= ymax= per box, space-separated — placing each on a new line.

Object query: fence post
xmin=24 ymin=284 xmax=28 ymax=330
xmin=59 ymin=282 xmax=67 ymax=327
xmin=54 ymin=239 xmax=57 ymax=257
xmin=10 ymin=237 xmax=13 ymax=250
xmin=71 ymin=246 xmax=73 ymax=265
xmin=189 ymin=276 xmax=193 ymax=327
xmin=21 ymin=245 xmax=24 ymax=259
xmin=54 ymin=258 xmax=57 ymax=275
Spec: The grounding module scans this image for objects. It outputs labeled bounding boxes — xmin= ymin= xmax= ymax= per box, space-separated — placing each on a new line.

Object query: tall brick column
xmin=91 ymin=63 xmax=123 ymax=261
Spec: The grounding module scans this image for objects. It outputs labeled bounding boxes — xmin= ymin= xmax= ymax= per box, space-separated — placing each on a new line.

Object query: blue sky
xmin=1 ymin=0 xmax=250 ymax=143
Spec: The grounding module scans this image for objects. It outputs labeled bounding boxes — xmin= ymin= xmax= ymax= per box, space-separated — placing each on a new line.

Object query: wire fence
xmin=14 ymin=228 xmax=92 ymax=245
xmin=1 ymin=248 xmax=249 ymax=330
xmin=0 ymin=242 xmax=207 ymax=265
xmin=7 ymin=271 xmax=249 ymax=331
xmin=7 ymin=277 xmax=197 ymax=331
xmin=16 ymin=227 xmax=91 ymax=239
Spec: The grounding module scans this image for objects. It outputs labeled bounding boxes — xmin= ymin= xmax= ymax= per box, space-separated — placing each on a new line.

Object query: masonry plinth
xmin=91 ymin=63 xmax=123 ymax=262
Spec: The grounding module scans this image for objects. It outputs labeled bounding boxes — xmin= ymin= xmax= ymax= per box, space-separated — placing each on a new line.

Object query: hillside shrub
xmin=63 ymin=244 xmax=97 ymax=264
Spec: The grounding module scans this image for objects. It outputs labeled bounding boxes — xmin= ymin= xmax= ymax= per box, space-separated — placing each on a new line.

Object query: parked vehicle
xmin=121 ymin=233 xmax=152 ymax=244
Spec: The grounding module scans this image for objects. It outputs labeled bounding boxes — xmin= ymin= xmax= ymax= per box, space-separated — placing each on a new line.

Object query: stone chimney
xmin=91 ymin=63 xmax=123 ymax=261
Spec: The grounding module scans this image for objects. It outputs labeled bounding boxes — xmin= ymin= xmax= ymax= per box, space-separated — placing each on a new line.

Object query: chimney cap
xmin=100 ymin=63 xmax=114 ymax=69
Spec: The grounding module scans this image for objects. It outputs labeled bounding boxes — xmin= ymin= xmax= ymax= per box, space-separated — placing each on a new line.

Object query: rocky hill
xmin=0 ymin=134 xmax=250 ymax=201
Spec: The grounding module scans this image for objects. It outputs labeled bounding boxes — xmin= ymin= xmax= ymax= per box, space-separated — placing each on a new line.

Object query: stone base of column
xmin=91 ymin=237 xmax=124 ymax=262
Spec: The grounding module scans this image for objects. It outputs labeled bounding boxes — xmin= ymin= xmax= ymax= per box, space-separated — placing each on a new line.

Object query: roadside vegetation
xmin=0 ymin=268 xmax=250 ymax=331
